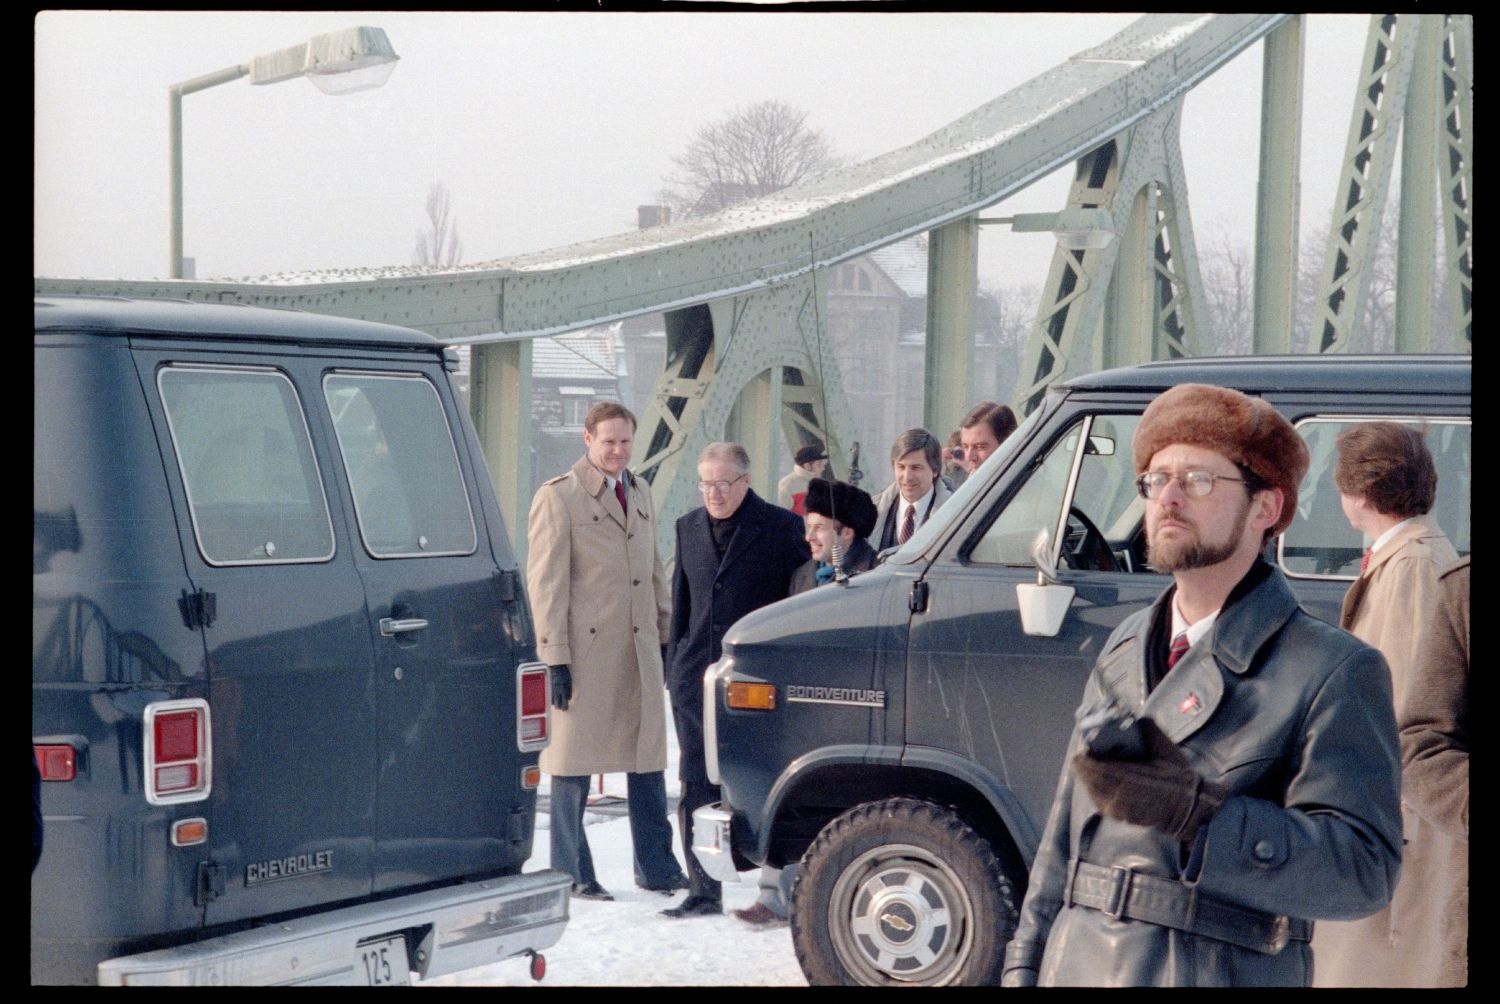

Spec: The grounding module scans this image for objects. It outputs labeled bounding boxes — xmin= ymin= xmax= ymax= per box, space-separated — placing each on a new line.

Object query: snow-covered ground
xmin=416 ymin=693 xmax=807 ymax=987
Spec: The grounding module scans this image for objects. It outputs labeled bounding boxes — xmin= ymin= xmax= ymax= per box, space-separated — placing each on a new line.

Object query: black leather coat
xmin=1004 ymin=564 xmax=1403 ymax=986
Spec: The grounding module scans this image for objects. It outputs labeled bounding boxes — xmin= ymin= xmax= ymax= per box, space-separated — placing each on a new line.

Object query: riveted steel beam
xmin=1396 ymin=16 xmax=1440 ymax=353
xmin=1314 ymin=14 xmax=1417 ymax=353
xmin=1015 ymin=101 xmax=1203 ymax=416
xmin=924 ymin=217 xmax=978 ymax=439
xmin=1253 ymin=15 xmax=1304 ymax=354
xmin=38 ymin=14 xmax=1285 ymax=347
xmin=1438 ymin=14 xmax=1473 ymax=349
xmin=469 ymin=340 xmax=533 ymax=568
xmin=633 ymin=274 xmax=854 ymax=558
xmin=35 ymin=14 xmax=1292 ymax=540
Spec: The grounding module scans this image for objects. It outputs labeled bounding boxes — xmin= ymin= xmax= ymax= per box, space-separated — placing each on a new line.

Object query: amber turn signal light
xmin=726 ymin=682 xmax=776 ymax=711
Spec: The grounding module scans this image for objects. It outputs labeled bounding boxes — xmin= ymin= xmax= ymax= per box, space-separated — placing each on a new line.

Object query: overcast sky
xmin=35 ymin=11 xmax=1371 ymax=292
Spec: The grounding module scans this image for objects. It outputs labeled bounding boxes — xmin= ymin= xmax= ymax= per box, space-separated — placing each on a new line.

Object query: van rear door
xmin=137 ymin=347 xmax=379 ymax=925
xmin=320 ymin=365 xmax=528 ymax=890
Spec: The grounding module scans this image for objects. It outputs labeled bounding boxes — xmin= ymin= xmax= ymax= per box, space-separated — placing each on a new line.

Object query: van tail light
xmin=517 ymin=662 xmax=551 ymax=752
xmin=34 ymin=744 xmax=77 ymax=782
xmin=144 ymin=699 xmax=211 ymax=805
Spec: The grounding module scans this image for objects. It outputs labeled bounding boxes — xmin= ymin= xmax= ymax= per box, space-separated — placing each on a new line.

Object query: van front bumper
xmin=691 ymin=804 xmax=742 ymax=884
xmin=97 ymin=868 xmax=571 ymax=986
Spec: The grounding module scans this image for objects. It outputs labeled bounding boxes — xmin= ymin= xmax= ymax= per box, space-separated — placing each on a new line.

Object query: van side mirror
xmin=1017 ymin=528 xmax=1075 ymax=637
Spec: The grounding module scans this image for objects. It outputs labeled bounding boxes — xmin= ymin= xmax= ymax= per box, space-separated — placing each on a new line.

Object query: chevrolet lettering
xmin=246 ymin=851 xmax=334 ymax=886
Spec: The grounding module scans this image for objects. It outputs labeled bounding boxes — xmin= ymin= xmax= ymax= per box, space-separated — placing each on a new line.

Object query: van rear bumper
xmin=96 ymin=869 xmax=572 ymax=986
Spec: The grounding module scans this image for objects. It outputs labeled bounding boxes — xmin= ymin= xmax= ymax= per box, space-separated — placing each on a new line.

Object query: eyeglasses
xmin=1136 ymin=470 xmax=1250 ymax=500
xmin=697 ymin=474 xmax=748 ymax=495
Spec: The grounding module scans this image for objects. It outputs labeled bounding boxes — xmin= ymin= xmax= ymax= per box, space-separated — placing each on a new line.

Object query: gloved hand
xmin=1000 ymin=967 xmax=1037 ymax=988
xmin=549 ymin=664 xmax=572 ymax=711
xmin=1073 ymin=715 xmax=1228 ymax=840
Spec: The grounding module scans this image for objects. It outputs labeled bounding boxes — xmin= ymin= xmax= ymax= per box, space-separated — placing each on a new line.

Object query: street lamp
xmin=169 ymin=26 xmax=399 ymax=278
xmin=977 ymin=208 xmax=1117 ymax=250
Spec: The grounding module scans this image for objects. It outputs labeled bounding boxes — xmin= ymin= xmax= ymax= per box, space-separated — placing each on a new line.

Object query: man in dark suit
xmin=662 ymin=442 xmax=810 ymax=918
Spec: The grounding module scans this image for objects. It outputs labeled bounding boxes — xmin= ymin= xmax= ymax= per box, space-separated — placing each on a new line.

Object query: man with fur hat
xmin=1001 ymin=383 xmax=1402 ymax=987
xmin=732 ymin=477 xmax=878 ymax=929
xmin=792 ymin=477 xmax=880 ymax=591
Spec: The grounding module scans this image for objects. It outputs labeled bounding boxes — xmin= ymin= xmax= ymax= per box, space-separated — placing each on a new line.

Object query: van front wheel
xmin=790 ymin=797 xmax=1018 ymax=986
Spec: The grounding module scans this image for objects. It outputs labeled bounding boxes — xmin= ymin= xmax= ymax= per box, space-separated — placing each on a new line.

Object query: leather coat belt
xmin=1065 ymin=860 xmax=1311 ymax=955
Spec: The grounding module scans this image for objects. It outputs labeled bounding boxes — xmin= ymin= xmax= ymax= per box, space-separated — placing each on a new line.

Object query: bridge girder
xmin=1315 ymin=13 xmax=1472 ymax=353
xmin=57 ymin=13 xmax=1478 ymax=550
xmin=1014 ymin=101 xmax=1206 ymax=415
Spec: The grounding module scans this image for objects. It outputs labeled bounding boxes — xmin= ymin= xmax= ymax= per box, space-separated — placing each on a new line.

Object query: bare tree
xmin=660 ymin=99 xmax=843 ymax=217
xmin=1191 ymin=202 xmax=1459 ymax=356
xmin=981 ymin=282 xmax=1040 ymax=405
xmin=414 ymin=181 xmax=463 ymax=268
xmin=1198 ymin=225 xmax=1254 ymax=356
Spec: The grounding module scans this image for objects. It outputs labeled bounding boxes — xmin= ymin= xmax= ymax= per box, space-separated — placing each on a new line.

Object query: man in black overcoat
xmin=661 ymin=441 xmax=810 ymax=917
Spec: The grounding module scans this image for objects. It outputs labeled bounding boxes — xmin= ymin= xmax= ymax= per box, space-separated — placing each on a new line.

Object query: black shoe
xmin=660 ymin=894 xmax=722 ymax=918
xmin=638 ymin=872 xmax=689 ymax=895
xmin=571 ymin=881 xmax=614 ymax=901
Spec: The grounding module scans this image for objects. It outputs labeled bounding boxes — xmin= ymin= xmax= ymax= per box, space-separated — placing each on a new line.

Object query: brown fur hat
xmin=805 ymin=478 xmax=878 ymax=540
xmin=1132 ymin=383 xmax=1309 ymax=536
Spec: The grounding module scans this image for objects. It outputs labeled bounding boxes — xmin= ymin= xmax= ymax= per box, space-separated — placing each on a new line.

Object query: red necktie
xmin=614 ymin=478 xmax=627 ymax=515
xmin=898 ymin=504 xmax=915 ymax=545
xmin=1359 ymin=549 xmax=1371 ymax=574
xmin=1166 ymin=632 xmax=1190 ymax=670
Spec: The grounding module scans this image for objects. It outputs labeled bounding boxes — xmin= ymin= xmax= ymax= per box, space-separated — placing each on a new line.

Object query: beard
xmin=1147 ymin=497 xmax=1251 ymax=572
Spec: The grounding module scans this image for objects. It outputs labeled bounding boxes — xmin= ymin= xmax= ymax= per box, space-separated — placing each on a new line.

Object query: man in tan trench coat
xmin=527 ymin=401 xmax=687 ymax=901
xmin=1399 ymin=555 xmax=1469 ymax=987
xmin=1312 ymin=422 xmax=1460 ymax=986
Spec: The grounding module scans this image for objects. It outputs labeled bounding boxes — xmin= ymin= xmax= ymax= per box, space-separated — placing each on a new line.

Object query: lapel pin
xmin=1179 ymin=692 xmax=1202 ymax=716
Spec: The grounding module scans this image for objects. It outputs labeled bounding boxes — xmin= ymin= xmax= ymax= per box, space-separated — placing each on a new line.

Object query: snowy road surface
xmin=416 ymin=693 xmax=807 ymax=987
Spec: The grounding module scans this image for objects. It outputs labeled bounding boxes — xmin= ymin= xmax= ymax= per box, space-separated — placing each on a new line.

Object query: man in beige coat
xmin=1312 ymin=422 xmax=1460 ymax=987
xmin=526 ymin=401 xmax=686 ymax=901
xmin=1399 ymin=555 xmax=1468 ymax=987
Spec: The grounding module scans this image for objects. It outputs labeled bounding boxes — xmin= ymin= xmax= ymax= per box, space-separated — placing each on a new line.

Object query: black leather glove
xmin=1073 ymin=715 xmax=1227 ymax=840
xmin=549 ymin=664 xmax=572 ymax=711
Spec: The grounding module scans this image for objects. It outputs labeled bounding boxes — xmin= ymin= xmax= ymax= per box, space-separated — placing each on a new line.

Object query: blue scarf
xmin=815 ymin=562 xmax=837 ymax=585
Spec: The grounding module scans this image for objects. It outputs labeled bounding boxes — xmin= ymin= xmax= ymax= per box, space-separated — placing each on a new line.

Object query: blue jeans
xmin=550 ymin=772 xmax=682 ymax=888
xmin=756 ymin=864 xmax=798 ymax=919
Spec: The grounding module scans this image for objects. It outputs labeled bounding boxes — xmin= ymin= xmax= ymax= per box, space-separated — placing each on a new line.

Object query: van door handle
xmin=380 ymin=617 xmax=429 ymax=636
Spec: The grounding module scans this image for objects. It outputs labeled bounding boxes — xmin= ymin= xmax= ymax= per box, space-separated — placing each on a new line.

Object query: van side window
xmin=968 ymin=413 xmax=1144 ymax=572
xmin=1282 ymin=417 xmax=1471 ymax=578
xmin=158 ymin=367 xmax=335 ymax=565
xmin=324 ymin=373 xmax=477 ymax=558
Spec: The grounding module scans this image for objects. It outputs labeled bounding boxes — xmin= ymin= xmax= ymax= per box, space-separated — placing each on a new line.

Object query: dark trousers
xmin=670 ymin=673 xmax=722 ymax=903
xmin=550 ymin=771 xmax=682 ymax=888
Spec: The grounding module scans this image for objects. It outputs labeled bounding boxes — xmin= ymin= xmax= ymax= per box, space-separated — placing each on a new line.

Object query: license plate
xmin=356 ymin=935 xmax=411 ymax=986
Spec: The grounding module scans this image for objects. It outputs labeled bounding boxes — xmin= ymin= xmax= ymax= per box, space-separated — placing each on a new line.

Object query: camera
xmin=1081 ymin=704 xmax=1151 ymax=761
xmin=948 ymin=447 xmax=965 ymax=460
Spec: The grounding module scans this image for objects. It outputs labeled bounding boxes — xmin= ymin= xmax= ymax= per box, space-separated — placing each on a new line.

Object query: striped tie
xmin=1167 ymin=632 xmax=1190 ymax=670
xmin=898 ymin=504 xmax=915 ymax=545
xmin=1359 ymin=549 xmax=1372 ymax=574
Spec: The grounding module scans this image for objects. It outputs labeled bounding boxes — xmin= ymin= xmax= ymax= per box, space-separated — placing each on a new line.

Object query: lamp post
xmin=169 ymin=25 xmax=399 ymax=279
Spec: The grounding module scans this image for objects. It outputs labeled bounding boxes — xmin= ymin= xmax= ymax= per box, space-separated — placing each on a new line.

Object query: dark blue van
xmin=693 ymin=354 xmax=1470 ymax=986
xmin=32 ymin=296 xmax=569 ymax=985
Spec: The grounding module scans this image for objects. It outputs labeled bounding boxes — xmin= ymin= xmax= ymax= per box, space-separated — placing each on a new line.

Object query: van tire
xmin=790 ymin=797 xmax=1018 ymax=986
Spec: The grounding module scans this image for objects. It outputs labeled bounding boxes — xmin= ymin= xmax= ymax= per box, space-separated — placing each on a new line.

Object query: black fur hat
xmin=805 ymin=478 xmax=878 ymax=540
